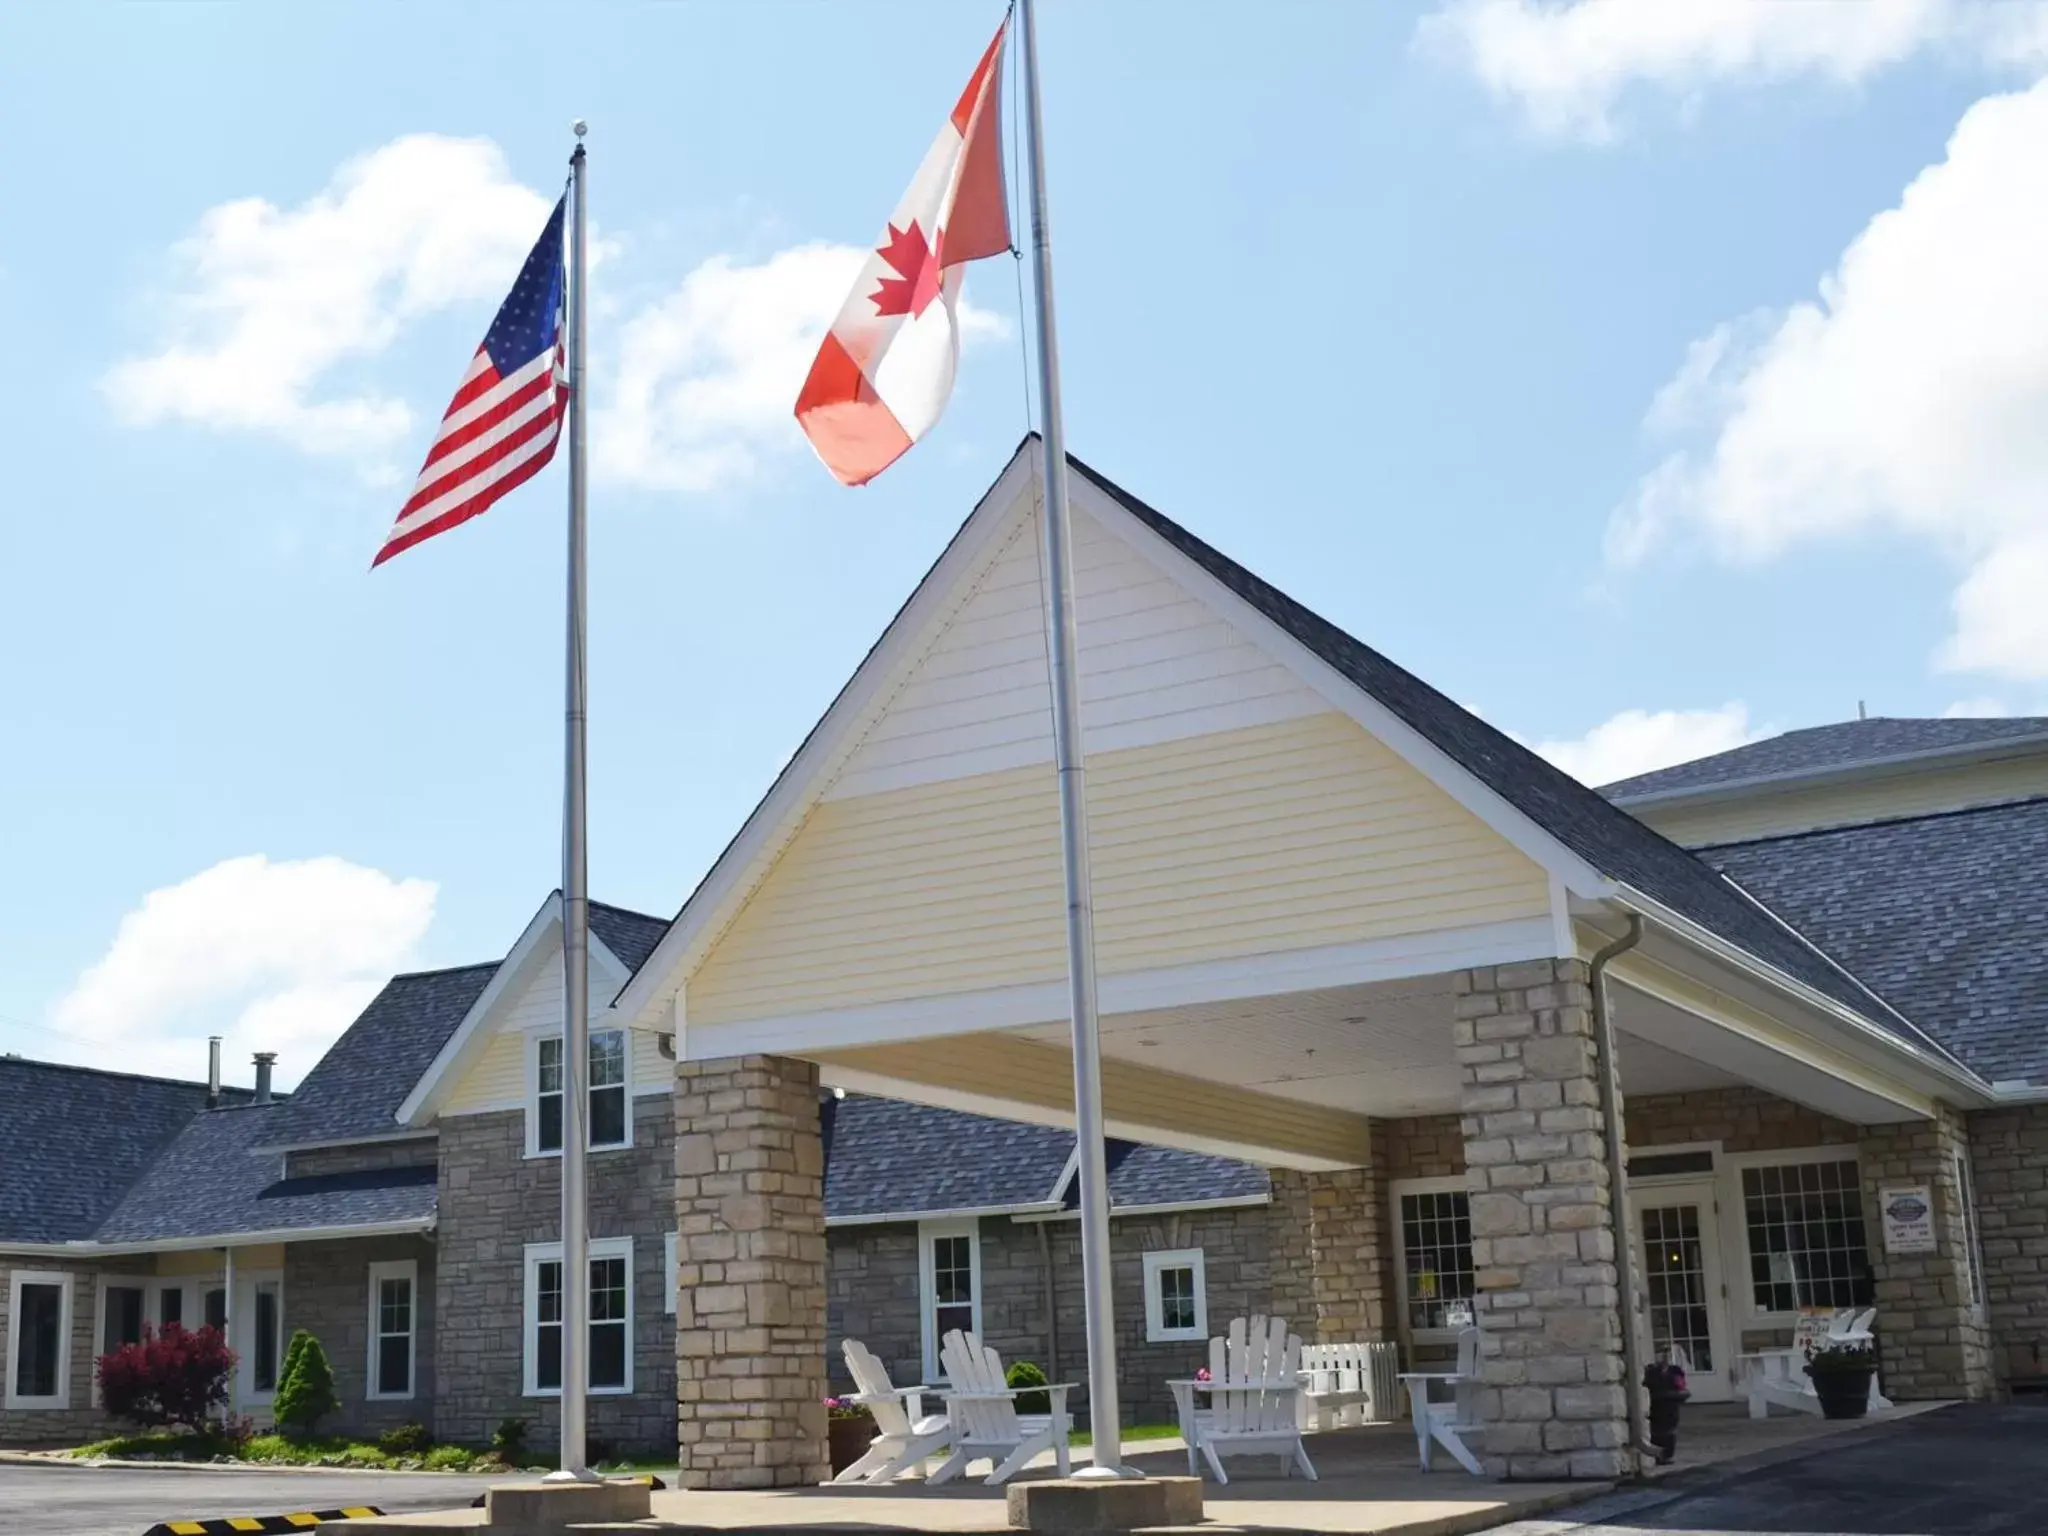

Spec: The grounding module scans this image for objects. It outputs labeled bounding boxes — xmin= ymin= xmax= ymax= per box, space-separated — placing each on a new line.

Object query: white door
xmin=1629 ymin=1181 xmax=1733 ymax=1402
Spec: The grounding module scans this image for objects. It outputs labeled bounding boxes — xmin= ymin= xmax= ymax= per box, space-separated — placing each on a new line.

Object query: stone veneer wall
xmin=825 ymin=1204 xmax=1271 ymax=1428
xmin=1859 ymin=1107 xmax=1996 ymax=1400
xmin=1266 ymin=1166 xmax=1385 ymax=1346
xmin=433 ymin=1103 xmax=676 ymax=1456
xmin=283 ymin=1234 xmax=437 ymax=1438
xmin=1969 ymin=1103 xmax=2048 ymax=1390
xmin=1624 ymin=1087 xmax=1861 ymax=1155
xmin=673 ymin=1055 xmax=828 ymax=1489
xmin=1456 ymin=959 xmax=1629 ymax=1480
xmin=1383 ymin=1115 xmax=1464 ymax=1181
xmin=0 ymin=1257 xmax=153 ymax=1447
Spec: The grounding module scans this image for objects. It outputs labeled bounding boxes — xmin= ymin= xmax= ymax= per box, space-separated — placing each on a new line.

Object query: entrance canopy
xmin=611 ymin=443 xmax=1989 ymax=1164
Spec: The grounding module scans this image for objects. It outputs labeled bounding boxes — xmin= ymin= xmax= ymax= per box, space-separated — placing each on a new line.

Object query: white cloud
xmin=1533 ymin=702 xmax=1763 ymax=786
xmin=1610 ymin=81 xmax=2048 ymax=682
xmin=595 ymin=242 xmax=1007 ymax=493
xmin=102 ymin=135 xmax=555 ymax=469
xmin=52 ymin=855 xmax=436 ymax=1089
xmin=1419 ymin=0 xmax=2048 ymax=139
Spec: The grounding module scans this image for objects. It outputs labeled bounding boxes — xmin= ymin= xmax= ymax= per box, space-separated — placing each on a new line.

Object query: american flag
xmin=373 ymin=195 xmax=568 ymax=567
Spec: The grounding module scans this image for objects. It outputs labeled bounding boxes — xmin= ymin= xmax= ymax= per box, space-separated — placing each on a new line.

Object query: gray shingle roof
xmin=1701 ymin=800 xmax=2048 ymax=1087
xmin=1070 ymin=453 xmax=1965 ymax=1072
xmin=1603 ymin=717 xmax=2048 ymax=801
xmin=93 ymin=1101 xmax=436 ymax=1244
xmin=264 ymin=963 xmax=499 ymax=1150
xmin=590 ymin=902 xmax=670 ymax=972
xmin=823 ymin=1095 xmax=1266 ymax=1221
xmin=0 ymin=1059 xmax=241 ymax=1243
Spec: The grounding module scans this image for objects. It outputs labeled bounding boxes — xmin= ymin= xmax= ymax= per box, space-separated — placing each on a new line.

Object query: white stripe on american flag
xmin=395 ymin=343 xmax=561 ymax=514
xmin=403 ymin=375 xmax=559 ymax=509
xmin=383 ymin=415 xmax=563 ymax=546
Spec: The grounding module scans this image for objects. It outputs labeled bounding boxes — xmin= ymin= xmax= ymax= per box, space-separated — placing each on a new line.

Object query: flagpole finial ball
xmin=572 ymin=119 xmax=587 ymax=138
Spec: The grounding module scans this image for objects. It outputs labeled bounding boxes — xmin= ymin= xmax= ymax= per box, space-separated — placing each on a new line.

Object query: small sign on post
xmin=1881 ymin=1183 xmax=1938 ymax=1254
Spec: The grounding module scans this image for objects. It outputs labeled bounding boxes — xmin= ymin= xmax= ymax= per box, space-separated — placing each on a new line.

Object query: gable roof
xmin=93 ymin=1101 xmax=436 ymax=1246
xmin=1603 ymin=717 xmax=2048 ymax=803
xmin=266 ymin=962 xmax=499 ymax=1150
xmin=823 ymin=1094 xmax=1266 ymax=1222
xmin=1066 ymin=455 xmax=1966 ymax=1071
xmin=0 ymin=1058 xmax=244 ymax=1243
xmin=589 ymin=902 xmax=670 ymax=971
xmin=1701 ymin=799 xmax=2048 ymax=1088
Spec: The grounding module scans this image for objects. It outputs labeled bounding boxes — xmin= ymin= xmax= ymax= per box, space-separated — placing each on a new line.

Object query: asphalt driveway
xmin=0 ymin=1462 xmax=490 ymax=1536
xmin=1497 ymin=1401 xmax=2048 ymax=1536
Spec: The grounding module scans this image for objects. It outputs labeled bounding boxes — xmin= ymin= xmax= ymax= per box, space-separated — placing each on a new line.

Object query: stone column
xmin=1267 ymin=1158 xmax=1390 ymax=1344
xmin=673 ymin=1054 xmax=829 ymax=1488
xmin=1456 ymin=959 xmax=1630 ymax=1480
xmin=1859 ymin=1105 xmax=1995 ymax=1401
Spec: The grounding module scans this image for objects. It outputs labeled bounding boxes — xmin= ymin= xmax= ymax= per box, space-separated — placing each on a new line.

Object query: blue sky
xmin=3 ymin=0 xmax=2045 ymax=1084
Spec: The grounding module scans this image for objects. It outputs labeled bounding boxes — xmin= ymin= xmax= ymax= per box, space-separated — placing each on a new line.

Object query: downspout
xmin=1589 ymin=915 xmax=1646 ymax=1473
xmin=1036 ymin=1221 xmax=1062 ymax=1387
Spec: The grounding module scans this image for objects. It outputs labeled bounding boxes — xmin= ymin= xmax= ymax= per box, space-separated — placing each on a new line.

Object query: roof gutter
xmin=1011 ymin=1193 xmax=1271 ymax=1223
xmin=1589 ymin=916 xmax=1648 ymax=1472
xmin=0 ymin=1216 xmax=436 ymax=1259
xmin=826 ymin=1202 xmax=1062 ymax=1229
xmin=1607 ymin=729 xmax=2048 ymax=813
xmin=1608 ymin=883 xmax=1992 ymax=1104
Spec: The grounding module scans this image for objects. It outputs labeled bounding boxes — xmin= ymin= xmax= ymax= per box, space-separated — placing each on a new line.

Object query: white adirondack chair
xmin=1299 ymin=1341 xmax=1398 ymax=1429
xmin=1396 ymin=1326 xmax=1484 ymax=1476
xmin=1739 ymin=1306 xmax=1890 ymax=1420
xmin=831 ymin=1339 xmax=954 ymax=1485
xmin=929 ymin=1329 xmax=1074 ymax=1486
xmin=1182 ymin=1315 xmax=1316 ymax=1484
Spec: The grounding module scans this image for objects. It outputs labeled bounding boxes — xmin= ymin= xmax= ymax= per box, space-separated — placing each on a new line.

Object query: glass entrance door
xmin=1630 ymin=1181 xmax=1731 ymax=1402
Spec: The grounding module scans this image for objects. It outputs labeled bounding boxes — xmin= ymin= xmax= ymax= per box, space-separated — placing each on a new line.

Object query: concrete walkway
xmin=323 ymin=1401 xmax=1946 ymax=1535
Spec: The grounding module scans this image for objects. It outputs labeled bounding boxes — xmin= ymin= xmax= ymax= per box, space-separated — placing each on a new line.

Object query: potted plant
xmin=1804 ymin=1338 xmax=1877 ymax=1419
xmin=826 ymin=1395 xmax=877 ymax=1475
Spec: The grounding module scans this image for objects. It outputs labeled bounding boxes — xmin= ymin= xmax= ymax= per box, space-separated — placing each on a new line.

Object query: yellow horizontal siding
xmin=816 ymin=1035 xmax=1371 ymax=1168
xmin=1642 ymin=754 xmax=2048 ymax=846
xmin=691 ymin=711 xmax=1549 ymax=1025
xmin=154 ymin=1244 xmax=284 ymax=1274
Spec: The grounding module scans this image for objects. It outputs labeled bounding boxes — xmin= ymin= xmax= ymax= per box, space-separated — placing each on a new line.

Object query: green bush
xmin=423 ymin=1444 xmax=476 ymax=1471
xmin=377 ymin=1421 xmax=433 ymax=1456
xmin=492 ymin=1417 xmax=529 ymax=1457
xmin=1006 ymin=1359 xmax=1051 ymax=1415
xmin=271 ymin=1331 xmax=339 ymax=1439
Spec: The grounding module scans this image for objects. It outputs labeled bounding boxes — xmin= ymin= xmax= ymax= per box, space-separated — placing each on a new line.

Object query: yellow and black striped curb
xmin=144 ymin=1507 xmax=383 ymax=1535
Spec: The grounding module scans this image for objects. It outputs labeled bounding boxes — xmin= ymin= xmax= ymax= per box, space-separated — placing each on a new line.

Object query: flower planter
xmin=1806 ymin=1362 xmax=1874 ymax=1420
xmin=828 ymin=1410 xmax=877 ymax=1475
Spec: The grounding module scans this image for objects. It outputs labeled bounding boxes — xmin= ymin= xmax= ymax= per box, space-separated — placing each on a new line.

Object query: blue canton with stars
xmin=483 ymin=194 xmax=566 ymax=375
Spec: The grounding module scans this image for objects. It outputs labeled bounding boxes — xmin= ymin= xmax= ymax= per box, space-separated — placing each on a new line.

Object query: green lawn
xmin=1067 ymin=1422 xmax=1181 ymax=1448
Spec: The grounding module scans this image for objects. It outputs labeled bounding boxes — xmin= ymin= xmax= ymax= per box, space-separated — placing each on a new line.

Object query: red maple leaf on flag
xmin=869 ymin=220 xmax=945 ymax=318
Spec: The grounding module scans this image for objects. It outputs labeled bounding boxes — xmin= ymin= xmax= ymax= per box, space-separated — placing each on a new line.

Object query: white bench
xmin=1736 ymin=1307 xmax=1892 ymax=1420
xmin=1298 ymin=1341 xmax=1398 ymax=1429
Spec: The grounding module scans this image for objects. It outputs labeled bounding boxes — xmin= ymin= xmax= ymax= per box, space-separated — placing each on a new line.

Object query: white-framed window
xmin=529 ymin=1029 xmax=633 ymax=1156
xmin=663 ymin=1232 xmax=678 ymax=1316
xmin=523 ymin=1238 xmax=633 ymax=1396
xmin=918 ymin=1219 xmax=981 ymax=1382
xmin=366 ymin=1260 xmax=418 ymax=1400
xmin=1390 ymin=1176 xmax=1475 ymax=1344
xmin=1955 ymin=1149 xmax=1987 ymax=1316
xmin=1142 ymin=1249 xmax=1208 ymax=1343
xmin=1728 ymin=1148 xmax=1873 ymax=1318
xmin=93 ymin=1277 xmax=150 ymax=1408
xmin=6 ymin=1270 xmax=74 ymax=1409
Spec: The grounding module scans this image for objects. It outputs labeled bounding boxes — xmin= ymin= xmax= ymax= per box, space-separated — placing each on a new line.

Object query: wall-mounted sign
xmin=1881 ymin=1183 xmax=1938 ymax=1254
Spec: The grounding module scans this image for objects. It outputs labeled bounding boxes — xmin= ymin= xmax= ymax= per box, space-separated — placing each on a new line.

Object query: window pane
xmin=1401 ymin=1190 xmax=1476 ymax=1332
xmin=254 ymin=1286 xmax=280 ymax=1391
xmin=379 ymin=1277 xmax=411 ymax=1336
xmin=1742 ymin=1160 xmax=1872 ymax=1312
xmin=935 ymin=1303 xmax=974 ymax=1341
xmin=933 ymin=1236 xmax=973 ymax=1304
xmin=1159 ymin=1267 xmax=1196 ymax=1331
xmin=158 ymin=1287 xmax=184 ymax=1329
xmin=203 ymin=1288 xmax=226 ymax=1331
xmin=589 ymin=1085 xmax=627 ymax=1147
xmin=589 ymin=1257 xmax=627 ymax=1322
xmin=15 ymin=1283 xmax=62 ymax=1398
xmin=105 ymin=1286 xmax=146 ymax=1352
xmin=538 ymin=1261 xmax=563 ymax=1324
xmin=538 ymin=1092 xmax=564 ymax=1153
xmin=378 ymin=1333 xmax=410 ymax=1396
xmin=537 ymin=1323 xmax=562 ymax=1391
xmin=538 ymin=1037 xmax=563 ymax=1094
xmin=590 ymin=1320 xmax=627 ymax=1390
xmin=589 ymin=1030 xmax=626 ymax=1088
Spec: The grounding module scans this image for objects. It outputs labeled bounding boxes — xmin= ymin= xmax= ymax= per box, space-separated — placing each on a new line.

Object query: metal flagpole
xmin=1016 ymin=0 xmax=1131 ymax=1479
xmin=547 ymin=118 xmax=598 ymax=1486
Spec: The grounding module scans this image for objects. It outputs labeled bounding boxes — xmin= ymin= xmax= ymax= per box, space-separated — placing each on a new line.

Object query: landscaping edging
xmin=0 ymin=1449 xmax=583 ymax=1477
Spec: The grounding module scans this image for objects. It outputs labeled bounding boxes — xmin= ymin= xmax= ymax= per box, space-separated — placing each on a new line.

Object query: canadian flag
xmin=796 ymin=19 xmax=1011 ymax=486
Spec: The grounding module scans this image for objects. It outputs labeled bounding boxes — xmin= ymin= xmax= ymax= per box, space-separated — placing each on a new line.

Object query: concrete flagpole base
xmin=1006 ymin=1475 xmax=1203 ymax=1531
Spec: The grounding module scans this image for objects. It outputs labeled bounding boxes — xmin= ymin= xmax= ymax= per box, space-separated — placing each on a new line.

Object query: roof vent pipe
xmin=207 ymin=1036 xmax=222 ymax=1109
xmin=252 ymin=1051 xmax=277 ymax=1106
